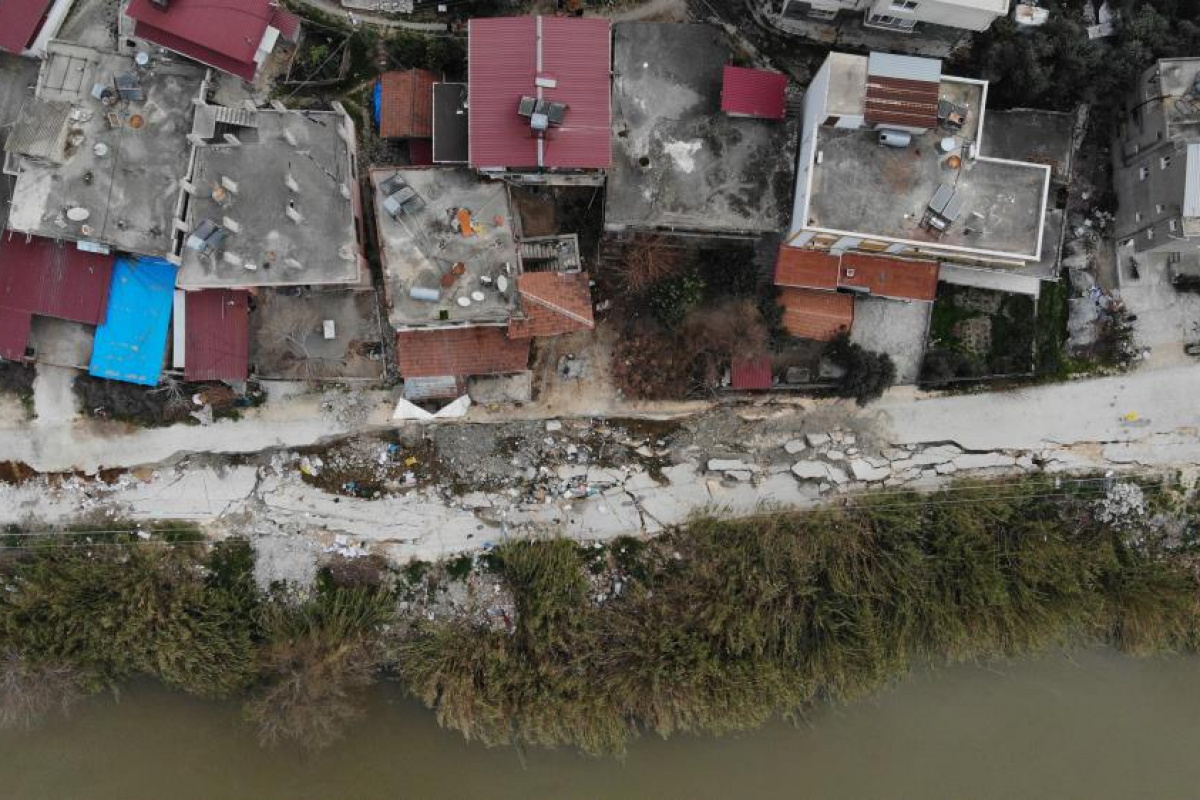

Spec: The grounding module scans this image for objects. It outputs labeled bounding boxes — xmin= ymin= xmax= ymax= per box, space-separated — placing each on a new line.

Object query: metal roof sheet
xmin=3 ymin=99 xmax=71 ymax=162
xmin=126 ymin=0 xmax=286 ymax=81
xmin=184 ymin=289 xmax=250 ymax=382
xmin=0 ymin=234 xmax=114 ymax=325
xmin=867 ymin=52 xmax=942 ymax=84
xmin=1185 ymin=143 xmax=1200 ymax=219
xmin=730 ymin=356 xmax=773 ymax=390
xmin=468 ymin=16 xmax=612 ymax=170
xmin=89 ymin=258 xmax=176 ymax=386
xmin=0 ymin=311 xmax=33 ymax=361
xmin=433 ymin=82 xmax=469 ymax=163
xmin=0 ymin=0 xmax=54 ymax=53
xmin=721 ymin=65 xmax=788 ymax=121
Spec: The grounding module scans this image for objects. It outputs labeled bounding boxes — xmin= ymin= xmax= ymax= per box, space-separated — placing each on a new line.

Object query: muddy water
xmin=3 ymin=650 xmax=1199 ymax=800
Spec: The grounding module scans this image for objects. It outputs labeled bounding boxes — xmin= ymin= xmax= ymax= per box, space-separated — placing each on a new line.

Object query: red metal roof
xmin=722 ymin=66 xmax=788 ymax=121
xmin=778 ymin=288 xmax=854 ymax=342
xmin=185 ymin=290 xmax=250 ymax=382
xmin=508 ymin=271 xmax=594 ymax=339
xmin=0 ymin=234 xmax=114 ymax=325
xmin=839 ymin=252 xmax=939 ymax=301
xmin=0 ymin=311 xmax=33 ymax=361
xmin=126 ymin=0 xmax=292 ymax=82
xmin=0 ymin=0 xmax=53 ymax=53
xmin=397 ymin=326 xmax=531 ymax=378
xmin=775 ymin=247 xmax=839 ymax=290
xmin=468 ymin=16 xmax=612 ymax=170
xmin=731 ymin=356 xmax=773 ymax=390
xmin=379 ymin=69 xmax=437 ymax=139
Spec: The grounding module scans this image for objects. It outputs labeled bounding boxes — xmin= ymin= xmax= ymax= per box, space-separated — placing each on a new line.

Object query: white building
xmin=778 ymin=0 xmax=1010 ymax=34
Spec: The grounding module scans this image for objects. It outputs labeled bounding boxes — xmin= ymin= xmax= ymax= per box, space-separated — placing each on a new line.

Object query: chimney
xmin=282 ymin=128 xmax=298 ymax=147
xmin=222 ymin=251 xmax=243 ymax=267
xmin=284 ymin=257 xmax=303 ymax=270
xmin=285 ymin=205 xmax=303 ymax=224
xmin=285 ymin=173 xmax=300 ymax=193
xmin=222 ymin=216 xmax=241 ymax=234
xmin=220 ymin=176 xmax=239 ymax=194
xmin=340 ymin=183 xmax=351 ymax=200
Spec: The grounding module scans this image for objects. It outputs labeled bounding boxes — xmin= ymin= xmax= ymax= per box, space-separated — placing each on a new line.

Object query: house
xmin=375 ymin=69 xmax=437 ymax=163
xmin=370 ymin=166 xmax=594 ymax=394
xmin=1112 ymin=58 xmax=1200 ymax=284
xmin=174 ymin=99 xmax=364 ymax=290
xmin=605 ymin=23 xmax=796 ymax=239
xmin=0 ymin=234 xmax=114 ymax=362
xmin=774 ymin=0 xmax=1009 ymax=35
xmin=125 ymin=0 xmax=301 ymax=84
xmin=3 ymin=42 xmax=205 ymax=258
xmin=789 ymin=52 xmax=1051 ymax=280
xmin=0 ymin=0 xmax=75 ymax=57
xmin=432 ymin=82 xmax=469 ymax=164
xmin=467 ymin=16 xmax=612 ymax=178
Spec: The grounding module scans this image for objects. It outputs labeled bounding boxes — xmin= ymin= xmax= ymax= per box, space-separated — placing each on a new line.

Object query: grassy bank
xmin=1 ymin=477 xmax=1198 ymax=752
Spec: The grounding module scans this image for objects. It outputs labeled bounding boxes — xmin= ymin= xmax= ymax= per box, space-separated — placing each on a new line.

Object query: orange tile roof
xmin=508 ymin=272 xmax=595 ymax=339
xmin=396 ymin=326 xmax=530 ymax=378
xmin=778 ymin=288 xmax=854 ymax=342
xmin=839 ymin=252 xmax=939 ymax=301
xmin=775 ymin=247 xmax=839 ymax=290
xmin=378 ymin=69 xmax=437 ymax=139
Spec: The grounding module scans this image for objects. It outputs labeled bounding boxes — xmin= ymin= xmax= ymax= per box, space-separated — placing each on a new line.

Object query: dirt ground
xmin=529 ymin=325 xmax=621 ymax=416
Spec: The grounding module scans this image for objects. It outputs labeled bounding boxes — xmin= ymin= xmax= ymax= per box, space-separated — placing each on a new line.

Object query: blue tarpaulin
xmin=372 ymin=79 xmax=382 ymax=131
xmin=89 ymin=257 xmax=177 ymax=386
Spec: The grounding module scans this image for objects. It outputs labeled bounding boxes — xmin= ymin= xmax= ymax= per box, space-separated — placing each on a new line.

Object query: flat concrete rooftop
xmin=808 ymin=123 xmax=1048 ymax=259
xmin=604 ymin=22 xmax=797 ymax=236
xmin=371 ymin=167 xmax=520 ymax=329
xmin=983 ymin=108 xmax=1075 ymax=184
xmin=177 ymin=106 xmax=361 ymax=289
xmin=5 ymin=42 xmax=202 ymax=257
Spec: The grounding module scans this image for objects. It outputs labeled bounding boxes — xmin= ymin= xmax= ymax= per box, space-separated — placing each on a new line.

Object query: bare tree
xmin=259 ymin=302 xmax=341 ymax=381
xmin=613 ymin=235 xmax=687 ymax=295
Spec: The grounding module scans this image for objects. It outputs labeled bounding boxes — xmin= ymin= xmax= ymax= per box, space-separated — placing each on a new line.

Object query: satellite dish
xmin=80 ymin=224 xmax=94 ymax=237
xmin=456 ymin=297 xmax=471 ymax=307
xmin=496 ymin=275 xmax=508 ymax=292
xmin=67 ymin=207 xmax=91 ymax=222
xmin=471 ymin=291 xmax=485 ymax=302
xmin=135 ymin=52 xmax=150 ymax=67
xmin=93 ymin=143 xmax=109 ymax=157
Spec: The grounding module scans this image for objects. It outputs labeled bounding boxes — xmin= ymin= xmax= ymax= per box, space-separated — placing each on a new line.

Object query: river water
xmin=3 ymin=649 xmax=1199 ymax=800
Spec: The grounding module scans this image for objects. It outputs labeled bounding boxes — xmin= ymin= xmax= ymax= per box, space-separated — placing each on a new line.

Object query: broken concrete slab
xmin=849 ymin=459 xmax=890 ymax=482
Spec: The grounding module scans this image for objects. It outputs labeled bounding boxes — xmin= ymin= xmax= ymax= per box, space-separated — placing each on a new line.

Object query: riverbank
xmin=2 ymin=475 xmax=1197 ymax=753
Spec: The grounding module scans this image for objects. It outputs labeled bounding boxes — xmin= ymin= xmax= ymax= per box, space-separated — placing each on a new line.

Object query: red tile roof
xmin=775 ymin=247 xmax=839 ymax=290
xmin=185 ymin=290 xmax=250 ymax=382
xmin=721 ymin=66 xmax=788 ymax=120
xmin=0 ymin=0 xmax=53 ymax=53
xmin=378 ymin=69 xmax=437 ymax=139
xmin=731 ymin=356 xmax=773 ymax=390
xmin=839 ymin=252 xmax=939 ymax=301
xmin=468 ymin=16 xmax=612 ymax=170
xmin=126 ymin=0 xmax=296 ymax=82
xmin=508 ymin=271 xmax=595 ymax=339
xmin=396 ymin=326 xmax=531 ymax=378
xmin=778 ymin=288 xmax=854 ymax=342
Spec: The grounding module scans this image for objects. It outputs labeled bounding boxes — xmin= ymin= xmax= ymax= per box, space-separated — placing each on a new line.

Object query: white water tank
xmin=878 ymin=130 xmax=913 ymax=148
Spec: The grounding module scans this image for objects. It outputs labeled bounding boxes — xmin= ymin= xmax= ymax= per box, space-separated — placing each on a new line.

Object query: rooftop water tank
xmin=878 ymin=130 xmax=912 ymax=148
